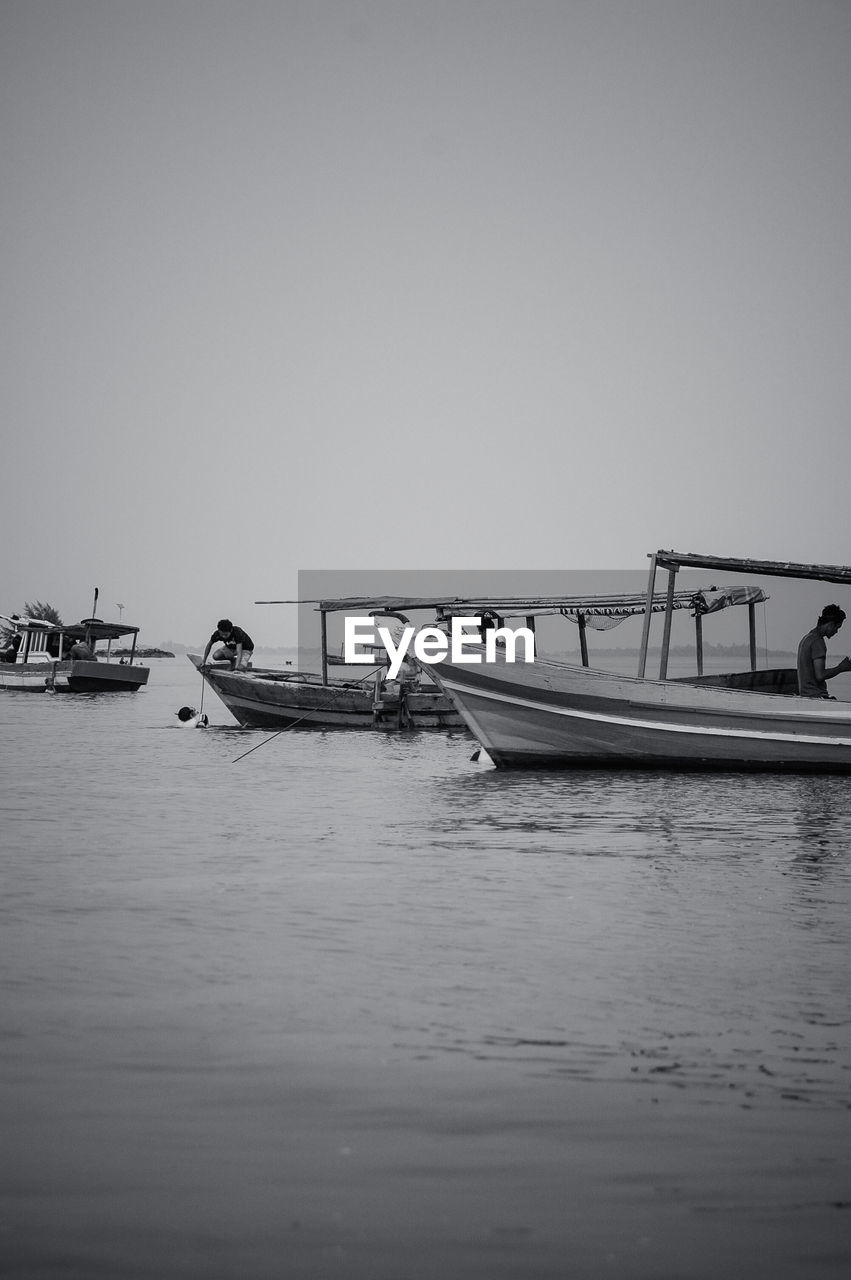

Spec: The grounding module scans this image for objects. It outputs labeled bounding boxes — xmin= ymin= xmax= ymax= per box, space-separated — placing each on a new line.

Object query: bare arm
xmin=813 ymin=655 xmax=851 ymax=682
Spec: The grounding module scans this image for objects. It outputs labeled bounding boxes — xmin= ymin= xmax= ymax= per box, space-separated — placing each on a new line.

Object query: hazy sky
xmin=3 ymin=1 xmax=850 ymax=647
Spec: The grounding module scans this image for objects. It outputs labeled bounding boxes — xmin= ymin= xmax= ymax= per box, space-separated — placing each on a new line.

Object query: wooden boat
xmin=188 ymin=597 xmax=461 ymax=729
xmin=193 ymin=588 xmax=757 ymax=732
xmin=187 ymin=654 xmax=459 ymax=730
xmin=423 ymin=550 xmax=851 ymax=771
xmin=0 ymin=611 xmax=150 ymax=693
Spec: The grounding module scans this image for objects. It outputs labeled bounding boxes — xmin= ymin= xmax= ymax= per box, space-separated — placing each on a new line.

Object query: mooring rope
xmin=228 ymin=664 xmax=385 ymax=763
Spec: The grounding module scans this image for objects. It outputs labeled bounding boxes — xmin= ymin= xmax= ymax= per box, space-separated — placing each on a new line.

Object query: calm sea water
xmin=2 ymin=658 xmax=850 ymax=1279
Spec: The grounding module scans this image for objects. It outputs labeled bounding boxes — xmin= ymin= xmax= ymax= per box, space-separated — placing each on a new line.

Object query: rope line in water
xmin=227 ymin=663 xmax=386 ymax=763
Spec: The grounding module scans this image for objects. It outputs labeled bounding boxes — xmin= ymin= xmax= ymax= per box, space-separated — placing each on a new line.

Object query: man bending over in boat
xmin=796 ymin=605 xmax=851 ymax=698
xmin=201 ymin=618 xmax=255 ymax=672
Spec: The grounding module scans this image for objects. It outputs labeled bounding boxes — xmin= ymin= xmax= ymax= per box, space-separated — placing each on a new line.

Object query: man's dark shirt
xmin=210 ymin=625 xmax=254 ymax=651
xmin=796 ymin=627 xmax=827 ymax=697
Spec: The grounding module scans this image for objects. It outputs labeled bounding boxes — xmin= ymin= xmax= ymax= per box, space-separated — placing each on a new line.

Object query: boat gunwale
xmin=431 ymin=653 xmax=851 ymax=726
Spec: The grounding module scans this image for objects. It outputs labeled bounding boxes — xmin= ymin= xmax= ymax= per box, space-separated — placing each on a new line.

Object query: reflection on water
xmin=2 ymin=663 xmax=850 ymax=1278
xmin=376 ymin=767 xmax=851 ymax=1114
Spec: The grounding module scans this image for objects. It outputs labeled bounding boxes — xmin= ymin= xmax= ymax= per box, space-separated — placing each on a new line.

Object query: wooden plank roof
xmin=654 ymin=550 xmax=851 ymax=585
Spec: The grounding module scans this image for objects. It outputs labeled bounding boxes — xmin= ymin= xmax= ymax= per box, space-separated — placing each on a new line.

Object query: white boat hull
xmin=0 ymin=661 xmax=68 ymax=691
xmin=430 ymin=653 xmax=851 ymax=771
xmin=0 ymin=659 xmax=149 ymax=693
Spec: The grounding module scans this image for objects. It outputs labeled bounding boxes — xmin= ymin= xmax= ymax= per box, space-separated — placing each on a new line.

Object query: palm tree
xmin=24 ymin=600 xmax=63 ymax=626
xmin=0 ymin=600 xmax=63 ymax=648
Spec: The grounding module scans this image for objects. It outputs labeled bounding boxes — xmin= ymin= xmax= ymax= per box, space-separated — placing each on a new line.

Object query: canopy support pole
xmin=638 ymin=555 xmax=657 ymax=677
xmin=577 ymin=613 xmax=589 ymax=667
xmin=695 ymin=613 xmax=704 ymax=676
xmin=749 ymin=602 xmax=757 ymax=671
xmin=320 ymin=610 xmax=329 ymax=685
xmin=659 ymin=565 xmax=678 ymax=679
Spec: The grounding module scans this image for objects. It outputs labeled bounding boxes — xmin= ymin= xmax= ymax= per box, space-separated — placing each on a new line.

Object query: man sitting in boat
xmin=1 ymin=634 xmax=22 ymax=663
xmin=796 ymin=605 xmax=851 ymax=697
xmin=69 ymin=638 xmax=96 ymax=660
xmin=201 ymin=618 xmax=254 ymax=671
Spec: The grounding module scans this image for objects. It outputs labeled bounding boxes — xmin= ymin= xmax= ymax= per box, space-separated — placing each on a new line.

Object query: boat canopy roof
xmin=2 ymin=612 xmax=140 ymax=640
xmin=261 ymin=587 xmax=767 ymax=623
xmin=654 ymin=550 xmax=851 ymax=585
xmin=49 ymin=618 xmax=140 ymax=641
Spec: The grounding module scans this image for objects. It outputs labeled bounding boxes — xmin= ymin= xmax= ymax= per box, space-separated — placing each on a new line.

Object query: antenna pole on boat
xmin=637 ymin=555 xmax=657 ymax=677
xmin=84 ymin=587 xmax=99 ymax=653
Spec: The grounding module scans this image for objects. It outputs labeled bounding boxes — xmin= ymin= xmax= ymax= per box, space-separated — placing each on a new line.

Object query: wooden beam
xmin=654 ymin=549 xmax=851 ymax=584
xmin=320 ymin=610 xmax=329 ymax=685
xmin=577 ymin=613 xmax=589 ymax=667
xmin=638 ymin=555 xmax=657 ymax=677
xmin=659 ymin=566 xmax=678 ymax=679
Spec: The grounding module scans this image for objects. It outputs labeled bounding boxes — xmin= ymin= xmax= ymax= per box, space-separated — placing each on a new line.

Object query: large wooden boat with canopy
xmin=424 ymin=550 xmax=851 ymax=771
xmin=0 ymin=612 xmax=150 ymax=692
xmin=188 ymin=585 xmax=765 ymax=731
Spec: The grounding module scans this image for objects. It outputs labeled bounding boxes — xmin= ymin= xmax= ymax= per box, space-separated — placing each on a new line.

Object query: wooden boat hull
xmin=0 ymin=660 xmax=149 ymax=692
xmin=187 ymin=656 xmax=462 ymax=730
xmin=429 ymin=654 xmax=851 ymax=771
